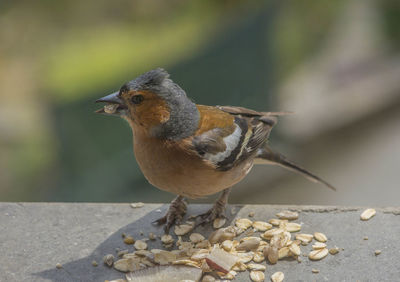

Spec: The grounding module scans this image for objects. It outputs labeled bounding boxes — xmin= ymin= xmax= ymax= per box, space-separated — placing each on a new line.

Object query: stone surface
xmin=0 ymin=203 xmax=399 ymax=281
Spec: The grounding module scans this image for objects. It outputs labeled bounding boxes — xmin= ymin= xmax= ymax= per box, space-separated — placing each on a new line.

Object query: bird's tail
xmin=254 ymin=145 xmax=336 ymax=191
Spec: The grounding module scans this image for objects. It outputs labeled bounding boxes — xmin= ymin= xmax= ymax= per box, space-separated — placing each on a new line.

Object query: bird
xmin=96 ymin=68 xmax=335 ymax=232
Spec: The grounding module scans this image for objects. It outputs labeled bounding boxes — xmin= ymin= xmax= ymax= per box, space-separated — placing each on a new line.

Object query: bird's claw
xmin=153 ymin=196 xmax=187 ymax=233
xmin=195 ymin=202 xmax=227 ymax=226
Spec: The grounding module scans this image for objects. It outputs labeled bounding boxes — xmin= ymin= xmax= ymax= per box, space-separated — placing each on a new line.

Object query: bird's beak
xmin=95 ymin=91 xmax=127 ymax=116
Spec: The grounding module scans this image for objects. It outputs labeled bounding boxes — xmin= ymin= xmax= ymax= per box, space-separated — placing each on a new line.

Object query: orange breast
xmin=132 ymin=130 xmax=253 ymax=198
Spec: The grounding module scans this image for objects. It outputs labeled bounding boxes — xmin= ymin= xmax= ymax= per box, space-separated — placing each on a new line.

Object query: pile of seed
xmin=104 ymin=209 xmax=343 ymax=282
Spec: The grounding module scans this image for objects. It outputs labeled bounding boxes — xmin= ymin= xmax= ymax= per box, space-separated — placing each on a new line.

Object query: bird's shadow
xmin=35 ymin=204 xmax=243 ymax=282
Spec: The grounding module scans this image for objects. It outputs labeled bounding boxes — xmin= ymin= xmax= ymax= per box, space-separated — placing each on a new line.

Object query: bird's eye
xmin=131 ymin=95 xmax=144 ymax=105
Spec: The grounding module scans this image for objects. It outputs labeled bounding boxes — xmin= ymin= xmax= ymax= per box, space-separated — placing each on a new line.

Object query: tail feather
xmin=255 ymin=146 xmax=336 ymax=191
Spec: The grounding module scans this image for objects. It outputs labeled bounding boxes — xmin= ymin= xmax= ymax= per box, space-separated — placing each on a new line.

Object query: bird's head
xmin=96 ymin=68 xmax=200 ymax=140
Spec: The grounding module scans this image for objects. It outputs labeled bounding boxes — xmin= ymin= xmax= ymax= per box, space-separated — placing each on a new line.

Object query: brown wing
xmin=191 ymin=105 xmax=280 ymax=171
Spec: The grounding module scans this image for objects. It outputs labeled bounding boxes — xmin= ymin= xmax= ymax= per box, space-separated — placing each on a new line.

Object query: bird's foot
xmin=153 ymin=195 xmax=187 ymax=233
xmin=195 ymin=201 xmax=227 ymax=226
xmin=195 ymin=188 xmax=231 ymax=226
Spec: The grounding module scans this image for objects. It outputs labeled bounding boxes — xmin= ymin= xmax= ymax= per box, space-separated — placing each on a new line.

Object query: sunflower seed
xmin=237 ymin=237 xmax=261 ymax=252
xmin=308 ymin=248 xmax=329 ymax=261
xmin=104 ymin=104 xmax=119 ymax=114
xmin=375 ymin=250 xmax=381 ymax=256
xmin=235 ymin=218 xmax=253 ymax=229
xmin=189 ymin=233 xmax=205 ymax=243
xmin=130 ymin=202 xmax=144 ymax=208
xmin=329 ymin=247 xmax=340 ymax=255
xmin=312 ymin=242 xmax=327 ymax=250
xmin=267 ymin=246 xmax=279 ymax=264
xmin=196 ymin=240 xmax=211 ymax=249
xmin=236 ymin=251 xmax=254 ymax=264
xmin=271 ymin=271 xmax=285 ymax=282
xmin=247 ymin=263 xmax=266 ymax=271
xmin=174 ymin=223 xmax=194 ymax=236
xmin=269 ymin=218 xmax=284 ymax=226
xmin=360 ymin=208 xmax=376 ymax=221
xmin=276 ymin=210 xmax=299 ymax=220
xmin=134 ymin=240 xmax=147 ymax=250
xmin=278 ymin=247 xmax=290 ymax=259
xmin=252 ymin=221 xmax=273 ymax=232
xmin=250 ymin=270 xmax=265 ymax=282
xmin=114 ymin=257 xmax=142 ymax=272
xmin=161 ymin=234 xmax=174 ymax=245
xmin=261 ymin=228 xmax=284 ymax=240
xmin=314 ymin=232 xmax=327 ymax=243
xmin=232 ymin=261 xmax=247 ymax=272
xmin=289 ymin=243 xmax=301 ymax=256
xmin=103 ymin=254 xmax=115 ymax=267
xmin=253 ymin=252 xmax=265 ymax=263
xmin=285 ymin=222 xmax=301 ymax=232
xmin=222 ymin=240 xmax=234 ymax=252
xmin=123 ymin=236 xmax=135 ymax=245
xmin=213 ymin=218 xmax=226 ymax=229
xmin=209 ymin=226 xmax=236 ymax=244
xmin=148 ymin=232 xmax=156 ymax=240
xmin=295 ymin=233 xmax=313 ymax=245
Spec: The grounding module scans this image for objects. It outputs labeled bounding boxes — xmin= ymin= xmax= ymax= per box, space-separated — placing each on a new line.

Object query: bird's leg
xmin=196 ymin=188 xmax=231 ymax=225
xmin=153 ymin=195 xmax=187 ymax=233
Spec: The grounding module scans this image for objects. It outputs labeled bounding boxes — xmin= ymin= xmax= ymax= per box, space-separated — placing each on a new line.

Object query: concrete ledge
xmin=1 ymin=203 xmax=399 ymax=281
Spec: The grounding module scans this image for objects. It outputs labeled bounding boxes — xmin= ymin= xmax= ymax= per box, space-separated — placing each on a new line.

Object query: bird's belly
xmin=133 ymin=140 xmax=253 ymax=198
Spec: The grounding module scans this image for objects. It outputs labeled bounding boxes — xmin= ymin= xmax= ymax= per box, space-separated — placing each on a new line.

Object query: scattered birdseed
xmin=236 ymin=237 xmax=261 ymax=252
xmin=92 ymin=260 xmax=98 ymax=267
xmin=250 ymin=270 xmax=265 ymax=282
xmin=285 ymin=222 xmax=301 ymax=232
xmin=148 ymin=232 xmax=156 ymax=240
xmin=221 ymin=240 xmax=234 ymax=252
xmin=213 ymin=218 xmax=226 ymax=229
xmin=271 ymin=271 xmax=285 ymax=282
xmin=276 ymin=210 xmax=299 ymax=220
xmin=55 ymin=263 xmax=62 ymax=269
xmin=247 ymin=263 xmax=266 ymax=271
xmin=174 ymin=222 xmax=194 ymax=236
xmin=289 ymin=243 xmax=301 ymax=256
xmin=312 ymin=242 xmax=327 ymax=250
xmin=312 ymin=268 xmax=320 ymax=273
xmin=235 ymin=218 xmax=253 ymax=229
xmin=375 ymin=250 xmax=382 ymax=256
xmin=121 ymin=232 xmax=126 ymax=238
xmin=161 ymin=234 xmax=174 ymax=245
xmin=248 ymin=211 xmax=255 ymax=217
xmin=295 ymin=234 xmax=313 ymax=245
xmin=309 ymin=248 xmax=329 ymax=261
xmin=252 ymin=252 xmax=265 ymax=263
xmin=363 ymin=236 xmax=369 ymax=240
xmin=103 ymin=254 xmax=115 ymax=267
xmin=329 ymin=247 xmax=340 ymax=255
xmin=130 ymin=202 xmax=144 ymax=208
xmin=314 ymin=232 xmax=328 ymax=243
xmin=134 ymin=240 xmax=147 ymax=250
xmin=252 ymin=221 xmax=272 ymax=232
xmin=123 ymin=236 xmax=135 ymax=245
xmin=190 ymin=233 xmax=205 ymax=244
xmin=360 ymin=208 xmax=376 ymax=221
xmin=117 ymin=250 xmax=129 ymax=257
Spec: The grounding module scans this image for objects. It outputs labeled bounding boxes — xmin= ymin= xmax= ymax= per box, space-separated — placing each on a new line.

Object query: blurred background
xmin=1 ymin=0 xmax=399 ymax=206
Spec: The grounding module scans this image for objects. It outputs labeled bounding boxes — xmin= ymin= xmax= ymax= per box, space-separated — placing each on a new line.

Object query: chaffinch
xmin=96 ymin=68 xmax=334 ymax=232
